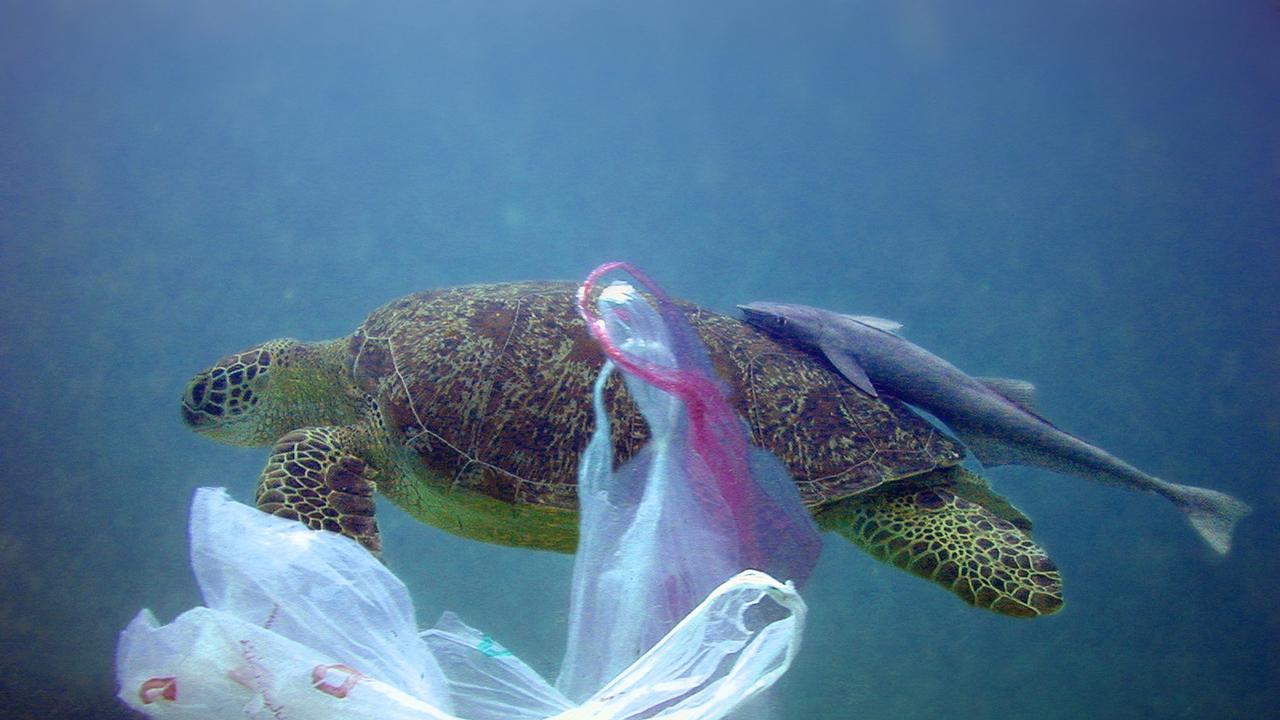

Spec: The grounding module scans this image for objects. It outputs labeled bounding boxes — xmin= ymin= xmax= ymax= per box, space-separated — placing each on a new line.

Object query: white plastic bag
xmin=117 ymin=489 xmax=457 ymax=720
xmin=116 ymin=491 xmax=803 ymax=720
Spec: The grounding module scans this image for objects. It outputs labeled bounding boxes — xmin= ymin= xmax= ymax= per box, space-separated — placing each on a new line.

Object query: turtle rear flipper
xmin=819 ymin=470 xmax=1063 ymax=618
xmin=255 ymin=426 xmax=382 ymax=554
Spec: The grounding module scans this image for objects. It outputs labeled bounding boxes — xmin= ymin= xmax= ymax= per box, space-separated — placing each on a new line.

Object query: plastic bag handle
xmin=576 ymin=261 xmax=760 ymax=570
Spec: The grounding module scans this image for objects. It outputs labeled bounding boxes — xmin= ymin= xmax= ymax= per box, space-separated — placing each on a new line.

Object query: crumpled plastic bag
xmin=117 ymin=491 xmax=803 ymax=720
xmin=117 ymin=262 xmax=818 ymax=720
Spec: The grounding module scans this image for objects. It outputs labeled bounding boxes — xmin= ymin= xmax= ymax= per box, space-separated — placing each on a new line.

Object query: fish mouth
xmin=737 ymin=304 xmax=786 ymax=330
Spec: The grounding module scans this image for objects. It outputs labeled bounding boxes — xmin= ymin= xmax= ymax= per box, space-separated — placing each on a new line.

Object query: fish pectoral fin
xmin=818 ymin=338 xmax=878 ymax=396
xmin=975 ymin=377 xmax=1039 ymax=413
xmin=954 ymin=430 xmax=1022 ymax=467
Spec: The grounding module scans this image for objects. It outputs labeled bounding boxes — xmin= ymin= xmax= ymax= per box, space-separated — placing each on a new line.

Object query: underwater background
xmin=1 ymin=1 xmax=1277 ymax=718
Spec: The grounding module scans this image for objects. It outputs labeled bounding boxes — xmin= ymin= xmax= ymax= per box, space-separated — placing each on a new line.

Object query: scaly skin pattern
xmin=183 ymin=281 xmax=1064 ymax=616
xmin=256 ymin=426 xmax=382 ymax=552
xmin=818 ymin=470 xmax=1064 ymax=617
xmin=182 ymin=339 xmax=368 ymax=446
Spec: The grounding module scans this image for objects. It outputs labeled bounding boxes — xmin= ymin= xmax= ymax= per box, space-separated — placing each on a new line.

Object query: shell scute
xmin=348 ymin=282 xmax=960 ymax=511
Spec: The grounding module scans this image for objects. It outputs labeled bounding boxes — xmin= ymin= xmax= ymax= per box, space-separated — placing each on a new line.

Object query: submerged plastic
xmin=560 ymin=262 xmax=822 ymax=700
xmin=576 ymin=262 xmax=821 ymax=587
xmin=117 ymin=263 xmax=814 ymax=719
xmin=117 ymin=491 xmax=803 ymax=719
xmin=117 ymin=489 xmax=454 ymax=720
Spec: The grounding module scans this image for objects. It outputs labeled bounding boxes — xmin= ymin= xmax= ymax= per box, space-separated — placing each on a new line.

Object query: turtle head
xmin=182 ymin=338 xmax=356 ymax=445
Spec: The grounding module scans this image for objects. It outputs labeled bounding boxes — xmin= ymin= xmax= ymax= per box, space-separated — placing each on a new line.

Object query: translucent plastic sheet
xmin=559 ymin=263 xmax=822 ymax=700
xmin=116 ymin=491 xmax=803 ymax=720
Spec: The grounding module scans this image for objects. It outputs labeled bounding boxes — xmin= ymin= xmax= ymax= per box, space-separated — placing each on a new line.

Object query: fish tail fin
xmin=1169 ymin=484 xmax=1252 ymax=555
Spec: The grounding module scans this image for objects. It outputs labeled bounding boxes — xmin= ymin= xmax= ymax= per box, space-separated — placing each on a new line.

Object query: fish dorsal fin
xmin=818 ymin=337 xmax=879 ymax=397
xmin=976 ymin=377 xmax=1038 ymax=413
xmin=841 ymin=314 xmax=904 ymax=333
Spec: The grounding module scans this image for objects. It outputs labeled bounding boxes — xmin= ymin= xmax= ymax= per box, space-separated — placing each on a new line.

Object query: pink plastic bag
xmin=558 ymin=262 xmax=821 ymax=700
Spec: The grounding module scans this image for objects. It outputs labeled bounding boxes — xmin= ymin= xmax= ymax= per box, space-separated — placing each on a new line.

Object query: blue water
xmin=1 ymin=1 xmax=1277 ymax=718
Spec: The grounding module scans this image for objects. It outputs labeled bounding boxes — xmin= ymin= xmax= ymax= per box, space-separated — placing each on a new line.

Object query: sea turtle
xmin=182 ymin=282 xmax=1064 ymax=617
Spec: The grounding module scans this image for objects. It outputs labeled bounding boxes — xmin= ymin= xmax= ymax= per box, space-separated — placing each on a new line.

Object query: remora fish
xmin=739 ymin=301 xmax=1252 ymax=554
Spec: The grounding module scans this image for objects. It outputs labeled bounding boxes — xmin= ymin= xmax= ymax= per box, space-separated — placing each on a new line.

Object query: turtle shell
xmin=347 ymin=282 xmax=961 ymax=511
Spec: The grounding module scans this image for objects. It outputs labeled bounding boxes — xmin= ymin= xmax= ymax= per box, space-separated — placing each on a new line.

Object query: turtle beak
xmin=181 ymin=402 xmax=207 ymax=428
xmin=181 ymin=373 xmax=224 ymax=429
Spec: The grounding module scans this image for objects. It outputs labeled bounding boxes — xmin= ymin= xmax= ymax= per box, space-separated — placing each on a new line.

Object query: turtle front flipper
xmin=818 ymin=470 xmax=1063 ymax=618
xmin=255 ymin=426 xmax=382 ymax=554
